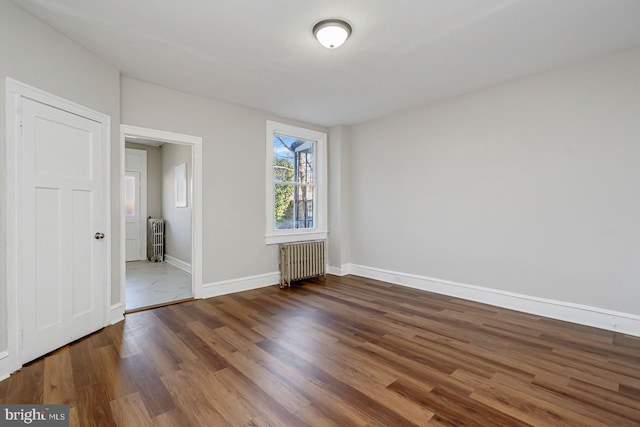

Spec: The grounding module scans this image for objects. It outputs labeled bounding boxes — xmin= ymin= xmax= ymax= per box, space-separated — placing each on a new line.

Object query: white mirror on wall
xmin=175 ymin=163 xmax=187 ymax=207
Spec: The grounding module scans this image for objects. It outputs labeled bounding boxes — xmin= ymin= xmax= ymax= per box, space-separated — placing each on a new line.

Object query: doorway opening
xmin=120 ymin=126 xmax=203 ymax=313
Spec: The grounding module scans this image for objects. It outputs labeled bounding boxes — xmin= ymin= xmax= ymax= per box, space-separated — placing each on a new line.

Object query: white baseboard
xmin=345 ymin=263 xmax=640 ymax=337
xmin=327 ymin=264 xmax=353 ymax=276
xmin=165 ymin=254 xmax=192 ymax=274
xmin=202 ymin=271 xmax=280 ymax=299
xmin=110 ymin=303 xmax=125 ymax=325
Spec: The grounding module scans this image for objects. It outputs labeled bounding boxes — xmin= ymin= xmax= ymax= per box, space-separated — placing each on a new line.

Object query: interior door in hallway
xmin=125 ymin=148 xmax=147 ymax=261
xmin=19 ymin=97 xmax=107 ymax=363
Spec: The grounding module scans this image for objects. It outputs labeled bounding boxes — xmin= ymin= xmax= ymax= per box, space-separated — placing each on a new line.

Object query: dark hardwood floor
xmin=1 ymin=275 xmax=639 ymax=426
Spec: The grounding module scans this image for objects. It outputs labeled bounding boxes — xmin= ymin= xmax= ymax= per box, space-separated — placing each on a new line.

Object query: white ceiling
xmin=14 ymin=0 xmax=640 ymax=127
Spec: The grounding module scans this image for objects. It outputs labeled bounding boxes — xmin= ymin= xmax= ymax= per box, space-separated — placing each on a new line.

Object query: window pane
xmin=294 ymin=185 xmax=314 ymax=229
xmin=124 ymin=175 xmax=136 ymax=217
xmin=295 ymin=146 xmax=314 ymax=185
xmin=273 ymin=134 xmax=314 ymax=184
xmin=274 ymin=183 xmax=294 ymax=229
xmin=274 ymin=184 xmax=314 ymax=230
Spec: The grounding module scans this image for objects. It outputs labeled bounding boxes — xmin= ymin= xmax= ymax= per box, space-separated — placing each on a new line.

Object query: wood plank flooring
xmin=1 ymin=275 xmax=639 ymax=426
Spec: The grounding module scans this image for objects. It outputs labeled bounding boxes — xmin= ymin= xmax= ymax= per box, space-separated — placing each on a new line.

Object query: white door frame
xmin=119 ymin=125 xmax=203 ymax=309
xmin=3 ymin=77 xmax=111 ymax=377
xmin=124 ymin=148 xmax=148 ymax=261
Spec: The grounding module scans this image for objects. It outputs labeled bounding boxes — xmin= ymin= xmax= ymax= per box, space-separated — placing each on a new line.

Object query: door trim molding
xmin=4 ymin=77 xmax=111 ymax=377
xmin=119 ymin=125 xmax=203 ymax=316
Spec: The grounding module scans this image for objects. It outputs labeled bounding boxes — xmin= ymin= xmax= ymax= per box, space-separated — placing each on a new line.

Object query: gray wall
xmin=0 ymin=1 xmax=120 ymax=352
xmin=120 ymin=76 xmax=327 ymax=283
xmin=161 ymin=143 xmax=192 ymax=263
xmin=125 ymin=142 xmax=163 ymax=219
xmin=346 ymin=47 xmax=640 ymax=315
xmin=327 ymin=126 xmax=352 ymax=269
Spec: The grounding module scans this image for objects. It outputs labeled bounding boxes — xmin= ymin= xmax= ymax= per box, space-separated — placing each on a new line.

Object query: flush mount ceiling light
xmin=313 ymin=19 xmax=352 ymax=49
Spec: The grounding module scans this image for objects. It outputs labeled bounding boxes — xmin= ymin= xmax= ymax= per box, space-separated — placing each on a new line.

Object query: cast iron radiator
xmin=278 ymin=240 xmax=326 ymax=288
xmin=147 ymin=218 xmax=165 ymax=262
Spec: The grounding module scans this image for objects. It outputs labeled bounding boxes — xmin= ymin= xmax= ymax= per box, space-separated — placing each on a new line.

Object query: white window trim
xmin=265 ymin=120 xmax=327 ymax=245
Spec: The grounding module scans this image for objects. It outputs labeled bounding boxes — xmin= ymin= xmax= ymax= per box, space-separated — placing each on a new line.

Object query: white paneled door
xmin=125 ymin=148 xmax=147 ymax=261
xmin=125 ymin=171 xmax=141 ymax=260
xmin=19 ymin=97 xmax=107 ymax=363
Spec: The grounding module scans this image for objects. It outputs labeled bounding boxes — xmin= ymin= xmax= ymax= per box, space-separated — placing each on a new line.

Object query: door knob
xmin=95 ymin=232 xmax=105 ymax=239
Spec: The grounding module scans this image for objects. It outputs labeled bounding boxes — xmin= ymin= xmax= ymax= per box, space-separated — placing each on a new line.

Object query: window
xmin=265 ymin=121 xmax=327 ymax=245
xmin=124 ymin=175 xmax=136 ymax=216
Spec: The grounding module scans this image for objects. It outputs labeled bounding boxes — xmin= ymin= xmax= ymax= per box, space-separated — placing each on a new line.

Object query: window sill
xmin=265 ymin=230 xmax=328 ymax=245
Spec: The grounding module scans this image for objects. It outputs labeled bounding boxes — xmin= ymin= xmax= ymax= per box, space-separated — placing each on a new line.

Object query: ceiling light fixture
xmin=313 ymin=19 xmax=352 ymax=49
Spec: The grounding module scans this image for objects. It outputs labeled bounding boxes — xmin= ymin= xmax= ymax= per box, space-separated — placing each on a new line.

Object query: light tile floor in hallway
xmin=125 ymin=260 xmax=192 ymax=311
